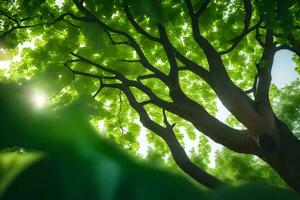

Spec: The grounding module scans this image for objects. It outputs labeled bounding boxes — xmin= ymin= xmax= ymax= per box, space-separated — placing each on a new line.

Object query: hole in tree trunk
xmin=258 ymin=134 xmax=276 ymax=152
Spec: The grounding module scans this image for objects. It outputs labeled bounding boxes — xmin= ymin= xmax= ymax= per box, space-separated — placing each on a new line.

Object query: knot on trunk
xmin=258 ymin=134 xmax=276 ymax=152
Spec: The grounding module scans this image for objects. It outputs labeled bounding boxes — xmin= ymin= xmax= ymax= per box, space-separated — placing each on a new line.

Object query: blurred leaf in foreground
xmin=0 ymin=83 xmax=299 ymax=200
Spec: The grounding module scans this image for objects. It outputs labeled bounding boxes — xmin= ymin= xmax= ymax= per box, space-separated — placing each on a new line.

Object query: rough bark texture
xmin=259 ymin=118 xmax=300 ymax=193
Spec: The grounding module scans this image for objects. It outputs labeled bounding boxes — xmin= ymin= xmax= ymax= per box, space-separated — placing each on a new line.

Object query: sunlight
xmin=32 ymin=92 xmax=47 ymax=108
xmin=137 ymin=125 xmax=150 ymax=158
xmin=104 ymin=100 xmax=112 ymax=110
xmin=55 ymin=0 xmax=64 ymax=8
xmin=0 ymin=61 xmax=11 ymax=70
xmin=98 ymin=120 xmax=105 ymax=132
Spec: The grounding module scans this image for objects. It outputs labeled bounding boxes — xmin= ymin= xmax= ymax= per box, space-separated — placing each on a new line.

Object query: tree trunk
xmin=260 ymin=119 xmax=300 ymax=193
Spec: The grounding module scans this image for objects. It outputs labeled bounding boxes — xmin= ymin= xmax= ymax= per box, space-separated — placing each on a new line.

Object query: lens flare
xmin=32 ymin=92 xmax=47 ymax=108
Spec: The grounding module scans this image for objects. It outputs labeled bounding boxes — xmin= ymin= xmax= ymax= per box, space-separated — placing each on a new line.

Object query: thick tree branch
xmin=276 ymin=45 xmax=300 ymax=57
xmin=69 ymin=53 xmax=258 ymax=154
xmin=157 ymin=24 xmax=178 ymax=80
xmin=159 ymin=97 xmax=258 ymax=154
xmin=100 ymin=82 xmax=225 ymax=188
xmin=177 ymin=65 xmax=211 ymax=85
xmin=124 ymin=0 xmax=216 ymax=104
xmin=184 ymin=0 xmax=261 ymax=131
xmin=241 ymin=0 xmax=252 ymax=32
xmin=156 ymin=24 xmax=183 ymax=99
xmin=195 ymin=0 xmax=211 ymax=18
xmin=287 ymin=34 xmax=300 ymax=57
xmin=254 ymin=30 xmax=276 ymax=121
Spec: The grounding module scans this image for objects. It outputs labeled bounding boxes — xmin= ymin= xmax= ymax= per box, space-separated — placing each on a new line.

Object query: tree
xmin=0 ymin=0 xmax=300 ymax=193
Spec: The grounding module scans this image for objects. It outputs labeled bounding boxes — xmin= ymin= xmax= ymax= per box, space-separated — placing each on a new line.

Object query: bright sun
xmin=32 ymin=92 xmax=47 ymax=108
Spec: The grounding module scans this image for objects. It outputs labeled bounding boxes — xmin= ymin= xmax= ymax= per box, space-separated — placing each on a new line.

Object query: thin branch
xmin=172 ymin=48 xmax=212 ymax=86
xmin=195 ymin=0 xmax=211 ymax=18
xmin=157 ymin=24 xmax=179 ymax=86
xmin=50 ymin=79 xmax=74 ymax=100
xmin=71 ymin=1 xmax=169 ymax=84
xmin=0 ymin=11 xmax=83 ymax=40
xmin=137 ymin=74 xmax=157 ymax=82
xmin=68 ymin=52 xmax=168 ymax=107
xmin=220 ymin=0 xmax=254 ymax=54
xmin=105 ymin=30 xmax=129 ymax=45
xmin=140 ymin=100 xmax=152 ymax=106
xmin=162 ymin=109 xmax=176 ymax=130
xmin=255 ymin=27 xmax=264 ymax=47
xmin=244 ymin=88 xmax=254 ymax=94
xmin=118 ymin=59 xmax=141 ymax=63
xmin=123 ymin=4 xmax=160 ymax=42
xmin=0 ymin=9 xmax=20 ymax=25
xmin=64 ymin=59 xmax=116 ymax=81
xmin=93 ymin=79 xmax=104 ymax=98
xmin=0 ymin=23 xmax=44 ymax=39
xmin=117 ymin=90 xmax=125 ymax=134
xmin=220 ymin=17 xmax=263 ymax=55
xmin=19 ymin=16 xmax=40 ymax=22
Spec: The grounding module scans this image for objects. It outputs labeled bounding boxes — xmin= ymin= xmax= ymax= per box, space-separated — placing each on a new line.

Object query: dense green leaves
xmin=213 ymin=148 xmax=285 ymax=185
xmin=272 ymin=79 xmax=300 ymax=138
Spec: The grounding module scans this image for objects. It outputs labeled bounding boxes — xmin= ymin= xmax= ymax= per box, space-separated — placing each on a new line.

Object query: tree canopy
xmin=0 ymin=0 xmax=300 ymax=195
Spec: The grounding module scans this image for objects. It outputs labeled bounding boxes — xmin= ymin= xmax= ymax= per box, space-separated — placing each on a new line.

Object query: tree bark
xmin=162 ymin=131 xmax=225 ymax=189
xmin=259 ymin=118 xmax=300 ymax=193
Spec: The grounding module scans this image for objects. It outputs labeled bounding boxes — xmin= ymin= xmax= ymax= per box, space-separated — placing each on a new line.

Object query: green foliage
xmin=0 ymin=151 xmax=42 ymax=196
xmin=254 ymin=0 xmax=299 ymax=33
xmin=213 ymin=148 xmax=285 ymax=186
xmin=190 ymin=135 xmax=211 ymax=170
xmin=271 ymin=79 xmax=300 ymax=138
xmin=204 ymin=183 xmax=299 ymax=200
